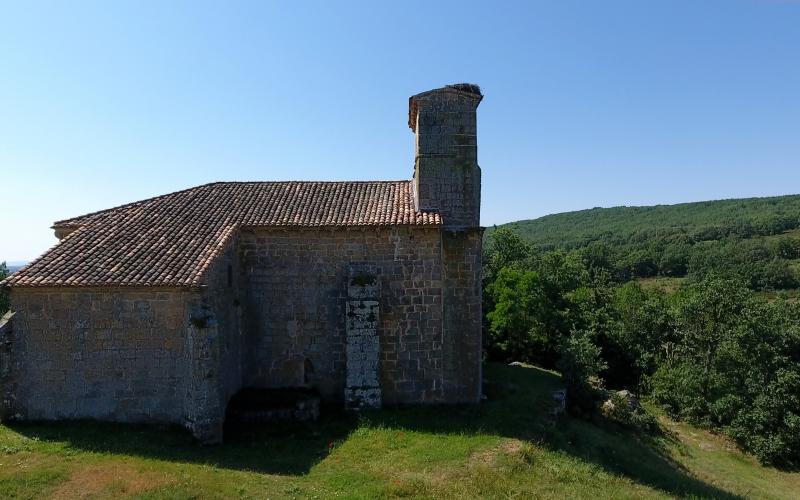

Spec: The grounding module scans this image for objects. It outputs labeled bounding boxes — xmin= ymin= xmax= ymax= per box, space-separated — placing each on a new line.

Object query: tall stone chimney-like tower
xmin=409 ymin=84 xmax=482 ymax=229
xmin=410 ymin=84 xmax=484 ymax=404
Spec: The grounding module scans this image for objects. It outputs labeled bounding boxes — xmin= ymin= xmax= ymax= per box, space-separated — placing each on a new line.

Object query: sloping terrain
xmin=1 ymin=363 xmax=797 ymax=499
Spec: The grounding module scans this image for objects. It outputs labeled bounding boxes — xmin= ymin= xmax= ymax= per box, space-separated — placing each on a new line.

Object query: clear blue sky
xmin=2 ymin=1 xmax=799 ymax=263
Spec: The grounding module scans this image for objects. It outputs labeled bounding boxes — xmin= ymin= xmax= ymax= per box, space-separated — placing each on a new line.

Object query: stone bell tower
xmin=410 ymin=84 xmax=484 ymax=403
xmin=409 ymin=83 xmax=482 ymax=229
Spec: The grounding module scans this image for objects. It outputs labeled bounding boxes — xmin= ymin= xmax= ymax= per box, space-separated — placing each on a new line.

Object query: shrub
xmin=557 ymin=330 xmax=607 ymax=414
xmin=650 ymin=362 xmax=709 ymax=423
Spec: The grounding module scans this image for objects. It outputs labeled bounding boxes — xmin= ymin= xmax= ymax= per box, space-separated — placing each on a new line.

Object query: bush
xmin=650 ymin=362 xmax=709 ymax=423
xmin=727 ymin=367 xmax=800 ymax=466
xmin=557 ymin=330 xmax=607 ymax=414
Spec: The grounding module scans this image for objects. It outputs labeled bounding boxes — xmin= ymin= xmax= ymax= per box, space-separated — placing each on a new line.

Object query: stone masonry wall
xmin=8 ymin=288 xmax=196 ymax=424
xmin=184 ymin=238 xmax=244 ymax=442
xmin=240 ymin=226 xmax=446 ymax=406
xmin=412 ymin=89 xmax=482 ymax=229
xmin=4 ymin=223 xmax=483 ymax=434
xmin=0 ymin=311 xmax=15 ymax=420
xmin=203 ymin=237 xmax=244 ymax=414
xmin=441 ymin=229 xmax=484 ymax=403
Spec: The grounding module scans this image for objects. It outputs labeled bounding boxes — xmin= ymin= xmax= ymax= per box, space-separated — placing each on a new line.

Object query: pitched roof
xmin=5 ymin=181 xmax=441 ymax=288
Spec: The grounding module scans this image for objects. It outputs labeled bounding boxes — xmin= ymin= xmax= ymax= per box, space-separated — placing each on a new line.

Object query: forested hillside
xmin=489 ymin=194 xmax=800 ymax=290
xmin=482 ymin=194 xmax=800 ymax=466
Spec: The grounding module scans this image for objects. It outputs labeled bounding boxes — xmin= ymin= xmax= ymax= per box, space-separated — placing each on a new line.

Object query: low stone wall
xmin=226 ymin=388 xmax=320 ymax=425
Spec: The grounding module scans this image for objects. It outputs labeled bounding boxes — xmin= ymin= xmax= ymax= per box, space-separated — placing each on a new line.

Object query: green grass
xmin=1 ymin=364 xmax=798 ymax=499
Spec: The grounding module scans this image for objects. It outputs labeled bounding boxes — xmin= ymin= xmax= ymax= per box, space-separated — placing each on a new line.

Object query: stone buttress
xmin=344 ymin=264 xmax=382 ymax=410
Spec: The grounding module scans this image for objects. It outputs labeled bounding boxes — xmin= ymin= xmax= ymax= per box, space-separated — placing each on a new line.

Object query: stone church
xmin=0 ymin=84 xmax=484 ymax=442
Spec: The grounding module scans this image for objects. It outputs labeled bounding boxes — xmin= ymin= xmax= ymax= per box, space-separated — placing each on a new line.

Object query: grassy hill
xmin=2 ymin=363 xmax=798 ymax=499
xmin=488 ymin=194 xmax=800 ymax=290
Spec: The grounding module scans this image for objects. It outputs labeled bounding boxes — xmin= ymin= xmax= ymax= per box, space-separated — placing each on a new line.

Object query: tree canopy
xmin=487 ymin=194 xmax=800 ymax=290
xmin=482 ymin=206 xmax=800 ymax=466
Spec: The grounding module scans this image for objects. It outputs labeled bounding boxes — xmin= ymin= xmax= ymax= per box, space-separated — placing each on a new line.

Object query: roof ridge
xmin=209 ymin=180 xmax=411 ymax=184
xmin=53 ymin=180 xmax=413 ymax=228
xmin=52 ymin=183 xmax=212 ymax=228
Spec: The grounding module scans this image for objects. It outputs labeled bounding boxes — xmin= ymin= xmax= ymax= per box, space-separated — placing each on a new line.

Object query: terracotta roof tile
xmin=5 ymin=181 xmax=441 ymax=288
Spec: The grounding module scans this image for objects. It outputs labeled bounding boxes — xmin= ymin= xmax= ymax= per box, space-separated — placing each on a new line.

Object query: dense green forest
xmin=482 ymin=195 xmax=800 ymax=466
xmin=488 ymin=194 xmax=800 ymax=290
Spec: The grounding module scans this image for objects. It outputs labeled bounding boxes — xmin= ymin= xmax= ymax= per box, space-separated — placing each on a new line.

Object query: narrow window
xmin=227 ymin=264 xmax=233 ymax=287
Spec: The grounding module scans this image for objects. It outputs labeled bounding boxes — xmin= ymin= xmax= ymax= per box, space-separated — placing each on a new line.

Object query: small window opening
xmin=227 ymin=265 xmax=233 ymax=287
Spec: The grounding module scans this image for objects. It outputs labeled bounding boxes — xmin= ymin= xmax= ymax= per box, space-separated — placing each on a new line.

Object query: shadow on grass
xmin=358 ymin=364 xmax=743 ymax=499
xmin=7 ymin=410 xmax=359 ymax=476
xmin=541 ymin=415 xmax=742 ymax=499
xmin=6 ymin=364 xmax=742 ymax=497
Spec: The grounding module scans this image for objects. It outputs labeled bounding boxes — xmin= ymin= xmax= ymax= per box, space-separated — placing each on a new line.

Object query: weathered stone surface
xmin=442 ymin=229 xmax=484 ymax=402
xmin=4 ymin=221 xmax=482 ymax=437
xmin=9 ymin=288 xmax=194 ymax=425
xmin=5 ymin=236 xmax=244 ymax=444
xmin=345 ymin=265 xmax=381 ymax=410
xmin=229 ymin=397 xmax=320 ymax=424
xmin=0 ymin=311 xmax=15 ymax=421
xmin=240 ymin=226 xmax=449 ymax=406
xmin=344 ymin=387 xmax=381 ymax=410
xmin=346 ymin=301 xmax=379 ymax=331
xmin=411 ymin=86 xmax=482 ymax=230
xmin=601 ymin=389 xmax=641 ymax=418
